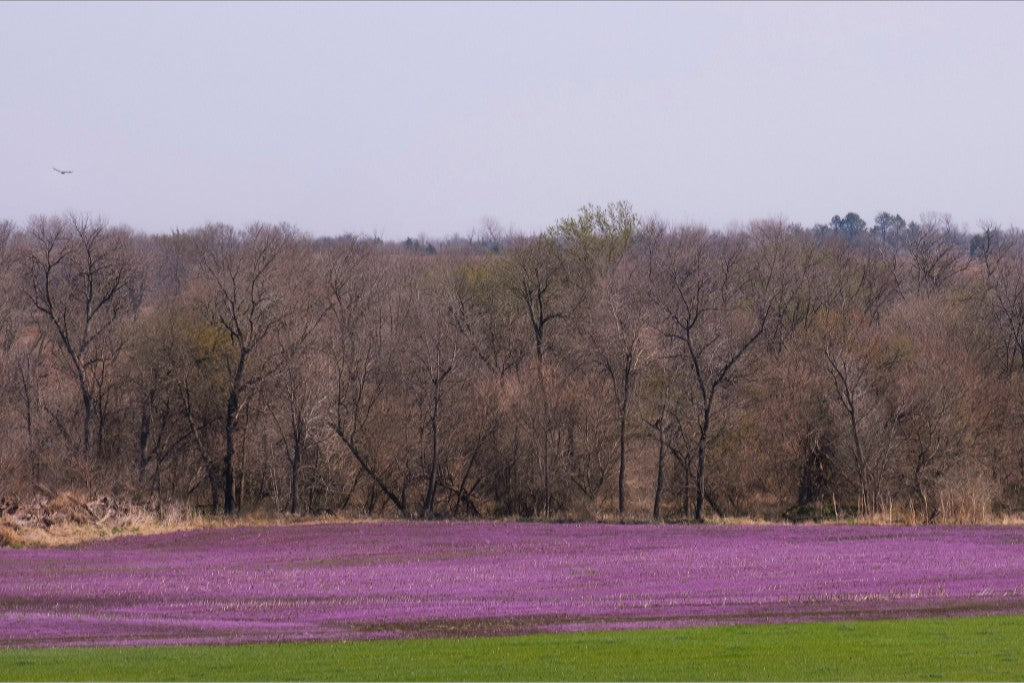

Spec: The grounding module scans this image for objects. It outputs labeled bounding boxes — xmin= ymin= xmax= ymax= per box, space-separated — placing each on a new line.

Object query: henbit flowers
xmin=2 ymin=522 xmax=1023 ymax=647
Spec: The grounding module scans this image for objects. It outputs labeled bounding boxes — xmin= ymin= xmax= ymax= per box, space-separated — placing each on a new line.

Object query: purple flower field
xmin=2 ymin=521 xmax=1024 ymax=648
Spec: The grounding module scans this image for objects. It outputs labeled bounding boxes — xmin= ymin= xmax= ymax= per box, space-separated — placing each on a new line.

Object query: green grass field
xmin=2 ymin=614 xmax=1022 ymax=681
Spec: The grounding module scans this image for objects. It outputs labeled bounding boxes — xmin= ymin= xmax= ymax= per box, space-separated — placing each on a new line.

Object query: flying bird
xmin=52 ymin=167 xmax=73 ymax=175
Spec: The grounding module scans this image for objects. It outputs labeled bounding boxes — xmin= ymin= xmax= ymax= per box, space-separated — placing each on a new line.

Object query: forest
xmin=2 ymin=204 xmax=1023 ymax=524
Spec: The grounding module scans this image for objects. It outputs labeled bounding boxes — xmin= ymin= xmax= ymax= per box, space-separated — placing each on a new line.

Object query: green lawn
xmin=2 ymin=614 xmax=1022 ymax=681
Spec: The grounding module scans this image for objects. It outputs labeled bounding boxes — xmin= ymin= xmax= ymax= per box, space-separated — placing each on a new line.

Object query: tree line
xmin=1 ymin=206 xmax=1023 ymax=522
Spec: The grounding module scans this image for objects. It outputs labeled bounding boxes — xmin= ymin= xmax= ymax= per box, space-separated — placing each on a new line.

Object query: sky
xmin=2 ymin=1 xmax=1023 ymax=239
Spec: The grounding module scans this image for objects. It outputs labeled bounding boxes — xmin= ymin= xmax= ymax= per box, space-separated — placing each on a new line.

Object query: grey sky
xmin=2 ymin=1 xmax=1022 ymax=239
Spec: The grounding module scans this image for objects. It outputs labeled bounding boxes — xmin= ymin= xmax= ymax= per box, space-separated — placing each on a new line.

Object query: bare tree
xmin=578 ymin=257 xmax=649 ymax=517
xmin=503 ymin=234 xmax=571 ymax=368
xmin=651 ymin=228 xmax=780 ymax=521
xmin=193 ymin=223 xmax=295 ymax=514
xmin=19 ymin=215 xmax=142 ymax=468
xmin=324 ymin=243 xmax=409 ymax=516
xmin=977 ymin=226 xmax=1024 ymax=374
xmin=640 ymin=358 xmax=675 ymax=520
xmin=448 ymin=256 xmax=527 ymax=381
xmin=5 ymin=210 xmax=1024 ymax=523
xmin=556 ymin=203 xmax=645 ymax=517
xmin=905 ymin=214 xmax=967 ymax=294
xmin=0 ymin=221 xmax=14 ymax=348
xmin=400 ymin=273 xmax=462 ymax=518
xmin=126 ymin=306 xmax=198 ymax=509
xmin=260 ymin=241 xmax=332 ymax=515
xmin=501 ymin=236 xmax=572 ymax=516
xmin=820 ymin=334 xmax=899 ymax=514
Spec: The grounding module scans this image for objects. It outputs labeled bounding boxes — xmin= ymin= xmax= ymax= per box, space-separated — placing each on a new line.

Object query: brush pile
xmin=0 ymin=487 xmax=145 ymax=546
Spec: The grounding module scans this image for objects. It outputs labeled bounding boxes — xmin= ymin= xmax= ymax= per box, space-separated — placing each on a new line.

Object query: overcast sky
xmin=2 ymin=1 xmax=1022 ymax=239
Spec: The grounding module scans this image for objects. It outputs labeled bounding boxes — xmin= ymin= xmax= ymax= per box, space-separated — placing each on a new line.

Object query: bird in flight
xmin=52 ymin=167 xmax=73 ymax=175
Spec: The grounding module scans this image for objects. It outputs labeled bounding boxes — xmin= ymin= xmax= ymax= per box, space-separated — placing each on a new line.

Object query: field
xmin=3 ymin=615 xmax=1024 ymax=681
xmin=2 ymin=521 xmax=1024 ymax=679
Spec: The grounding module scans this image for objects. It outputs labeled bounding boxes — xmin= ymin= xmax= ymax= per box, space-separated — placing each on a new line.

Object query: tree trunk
xmin=137 ymin=395 xmax=152 ymax=492
xmin=81 ymin=387 xmax=93 ymax=462
xmin=694 ymin=401 xmax=711 ymax=522
xmin=539 ymin=375 xmax=552 ymax=518
xmin=682 ymin=450 xmax=690 ymax=519
xmin=224 ymin=386 xmax=238 ymax=515
xmin=223 ymin=352 xmax=248 ymax=516
xmin=335 ymin=427 xmax=407 ymax=516
xmin=694 ymin=445 xmax=706 ymax=522
xmin=96 ymin=393 xmax=108 ymax=463
xmin=21 ymin=374 xmax=39 ymax=485
xmin=652 ymin=419 xmax=665 ymax=520
xmin=617 ymin=409 xmax=627 ymax=518
xmin=289 ymin=434 xmax=301 ymax=515
xmin=207 ymin=466 xmax=220 ymax=515
xmin=423 ymin=388 xmax=440 ymax=518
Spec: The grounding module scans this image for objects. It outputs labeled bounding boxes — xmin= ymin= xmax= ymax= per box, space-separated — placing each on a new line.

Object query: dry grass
xmin=2 ymin=499 xmax=383 ymax=548
xmin=0 ymin=522 xmax=21 ymax=548
xmin=4 ymin=497 xmax=1023 ymax=549
xmin=13 ymin=515 xmax=285 ymax=548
